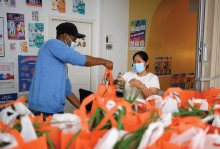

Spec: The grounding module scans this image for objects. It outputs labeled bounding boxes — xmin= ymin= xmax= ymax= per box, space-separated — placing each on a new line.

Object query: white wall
xmin=98 ymin=0 xmax=129 ymax=84
xmin=0 ymin=0 xmax=129 ymax=96
xmin=0 ymin=0 xmax=100 ymax=96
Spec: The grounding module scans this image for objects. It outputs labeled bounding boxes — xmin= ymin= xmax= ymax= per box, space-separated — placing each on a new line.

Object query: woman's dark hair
xmin=133 ymin=51 xmax=149 ymax=69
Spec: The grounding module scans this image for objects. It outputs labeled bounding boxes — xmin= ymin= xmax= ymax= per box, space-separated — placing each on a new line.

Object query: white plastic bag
xmin=188 ymin=98 xmax=208 ymax=111
xmin=51 ymin=113 xmax=81 ymax=133
xmin=14 ymin=102 xmax=34 ymax=117
xmin=94 ymin=128 xmax=129 ymax=149
xmin=212 ymin=115 xmax=220 ymax=127
xmin=169 ymin=92 xmax=181 ymax=107
xmin=146 ymin=95 xmax=164 ymax=109
xmin=0 ymin=106 xmax=19 ymax=125
xmin=20 ymin=115 xmax=37 ymax=143
xmin=161 ymin=96 xmax=179 ymax=114
xmin=204 ymin=129 xmax=220 ymax=148
xmin=94 ymin=127 xmax=119 ymax=149
xmin=169 ymin=127 xmax=209 ymax=148
xmin=0 ymin=133 xmax=18 ymax=149
xmin=137 ymin=121 xmax=164 ymax=149
xmin=137 ymin=112 xmax=172 ymax=148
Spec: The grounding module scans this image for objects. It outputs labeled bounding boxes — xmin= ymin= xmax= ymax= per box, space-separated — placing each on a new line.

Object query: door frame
xmin=48 ymin=15 xmax=97 ymax=93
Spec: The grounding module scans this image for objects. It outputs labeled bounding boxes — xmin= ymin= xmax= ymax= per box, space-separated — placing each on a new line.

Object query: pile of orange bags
xmin=1 ymin=68 xmax=220 ymax=149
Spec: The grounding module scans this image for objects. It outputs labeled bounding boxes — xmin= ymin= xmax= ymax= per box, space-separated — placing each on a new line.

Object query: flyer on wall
xmin=20 ymin=41 xmax=28 ymax=53
xmin=7 ymin=13 xmax=25 ymax=40
xmin=0 ymin=93 xmax=17 ymax=111
xmin=28 ymin=23 xmax=44 ymax=48
xmin=52 ymin=0 xmax=66 ymax=13
xmin=10 ymin=43 xmax=16 ymax=52
xmin=0 ymin=29 xmax=4 ymax=57
xmin=0 ymin=62 xmax=14 ymax=89
xmin=130 ymin=19 xmax=146 ymax=50
xmin=155 ymin=57 xmax=172 ymax=76
xmin=4 ymin=0 xmax=16 ymax=7
xmin=171 ymin=74 xmax=179 ymax=87
xmin=32 ymin=11 xmax=39 ymax=22
xmin=186 ymin=73 xmax=195 ymax=90
xmin=26 ymin=0 xmax=42 ymax=8
xmin=18 ymin=55 xmax=37 ymax=92
xmin=72 ymin=0 xmax=85 ymax=15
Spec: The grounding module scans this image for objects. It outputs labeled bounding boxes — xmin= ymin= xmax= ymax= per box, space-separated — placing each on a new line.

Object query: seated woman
xmin=107 ymin=51 xmax=160 ymax=100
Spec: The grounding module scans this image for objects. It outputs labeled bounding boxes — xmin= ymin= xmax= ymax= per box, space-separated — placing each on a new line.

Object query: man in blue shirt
xmin=28 ymin=22 xmax=113 ymax=116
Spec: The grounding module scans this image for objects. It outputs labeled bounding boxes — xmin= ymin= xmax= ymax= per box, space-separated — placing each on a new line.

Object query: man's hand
xmin=104 ymin=60 xmax=113 ymax=70
xmin=128 ymin=78 xmax=145 ymax=89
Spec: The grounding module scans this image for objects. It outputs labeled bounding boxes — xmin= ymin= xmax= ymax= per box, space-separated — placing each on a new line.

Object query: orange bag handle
xmin=10 ymin=129 xmax=25 ymax=148
xmin=93 ymin=95 xmax=120 ymax=131
xmin=79 ymin=94 xmax=118 ymax=133
xmin=163 ymin=87 xmax=183 ymax=98
xmin=79 ymin=94 xmax=96 ymax=133
xmin=101 ymin=68 xmax=114 ymax=85
xmin=0 ymin=97 xmax=25 ymax=108
xmin=131 ymin=101 xmax=163 ymax=116
xmin=94 ymin=100 xmax=133 ymax=131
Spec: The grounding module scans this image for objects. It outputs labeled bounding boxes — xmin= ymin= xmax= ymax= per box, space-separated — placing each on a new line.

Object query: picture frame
xmin=0 ymin=17 xmax=5 ymax=57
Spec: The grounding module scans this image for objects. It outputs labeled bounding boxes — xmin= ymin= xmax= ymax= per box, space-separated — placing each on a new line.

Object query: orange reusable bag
xmin=168 ymin=116 xmax=206 ymax=133
xmin=61 ymin=93 xmax=117 ymax=149
xmin=145 ymin=131 xmax=189 ymax=149
xmin=124 ymin=101 xmax=163 ymax=132
xmin=9 ymin=129 xmax=47 ymax=149
xmin=97 ymin=68 xmax=116 ymax=98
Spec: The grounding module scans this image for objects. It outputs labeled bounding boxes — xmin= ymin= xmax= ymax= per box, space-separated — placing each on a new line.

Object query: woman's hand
xmin=128 ymin=78 xmax=145 ymax=89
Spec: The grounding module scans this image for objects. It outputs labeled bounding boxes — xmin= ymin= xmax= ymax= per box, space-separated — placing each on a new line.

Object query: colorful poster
xmin=0 ymin=21 xmax=4 ymax=57
xmin=186 ymin=73 xmax=195 ymax=90
xmin=72 ymin=0 xmax=85 ymax=15
xmin=0 ymin=62 xmax=14 ymax=89
xmin=130 ymin=19 xmax=146 ymax=50
xmin=26 ymin=0 xmax=42 ymax=8
xmin=178 ymin=73 xmax=186 ymax=90
xmin=32 ymin=11 xmax=39 ymax=22
xmin=28 ymin=23 xmax=44 ymax=48
xmin=18 ymin=55 xmax=37 ymax=92
xmin=0 ymin=93 xmax=17 ymax=111
xmin=155 ymin=57 xmax=172 ymax=76
xmin=10 ymin=43 xmax=16 ymax=52
xmin=7 ymin=13 xmax=25 ymax=40
xmin=52 ymin=0 xmax=66 ymax=13
xmin=171 ymin=74 xmax=179 ymax=87
xmin=4 ymin=0 xmax=16 ymax=7
xmin=20 ymin=41 xmax=28 ymax=53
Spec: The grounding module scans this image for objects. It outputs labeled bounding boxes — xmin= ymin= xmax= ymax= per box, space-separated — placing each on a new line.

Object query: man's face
xmin=64 ymin=33 xmax=77 ymax=47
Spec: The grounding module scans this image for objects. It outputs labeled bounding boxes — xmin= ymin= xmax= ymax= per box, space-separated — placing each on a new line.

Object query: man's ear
xmin=63 ymin=33 xmax=67 ymax=40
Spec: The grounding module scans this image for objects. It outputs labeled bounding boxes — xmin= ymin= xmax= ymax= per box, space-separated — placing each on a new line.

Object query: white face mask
xmin=65 ymin=35 xmax=77 ymax=50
